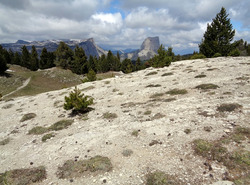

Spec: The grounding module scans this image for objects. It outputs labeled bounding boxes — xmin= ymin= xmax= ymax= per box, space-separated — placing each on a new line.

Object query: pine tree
xmin=0 ymin=46 xmax=8 ymax=74
xmin=64 ymin=86 xmax=94 ymax=113
xmin=55 ymin=42 xmax=74 ymax=69
xmin=30 ymin=45 xmax=39 ymax=71
xmin=13 ymin=52 xmax=21 ymax=65
xmin=70 ymin=45 xmax=88 ymax=74
xmin=121 ymin=58 xmax=134 ymax=73
xmin=21 ymin=45 xmax=30 ymax=68
xmin=199 ymin=7 xmax=235 ymax=57
xmin=135 ymin=57 xmax=142 ymax=71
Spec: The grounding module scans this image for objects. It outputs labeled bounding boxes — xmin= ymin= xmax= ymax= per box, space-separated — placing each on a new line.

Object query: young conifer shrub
xmin=64 ymin=86 xmax=93 ymax=113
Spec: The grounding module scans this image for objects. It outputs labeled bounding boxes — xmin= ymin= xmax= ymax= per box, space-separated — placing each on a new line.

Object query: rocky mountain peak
xmin=140 ymin=36 xmax=160 ymax=52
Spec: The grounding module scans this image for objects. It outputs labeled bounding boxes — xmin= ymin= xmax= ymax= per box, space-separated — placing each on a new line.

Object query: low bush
xmin=190 ymin=53 xmax=206 ymax=59
xmin=145 ymin=171 xmax=181 ymax=185
xmin=195 ymin=83 xmax=219 ymax=90
xmin=28 ymin=126 xmax=48 ymax=135
xmin=42 ymin=133 xmax=55 ymax=142
xmin=146 ymin=71 xmax=158 ymax=76
xmin=48 ymin=119 xmax=74 ymax=131
xmin=103 ymin=112 xmax=117 ymax=119
xmin=217 ymin=103 xmax=242 ymax=112
xmin=212 ymin=53 xmax=222 ymax=58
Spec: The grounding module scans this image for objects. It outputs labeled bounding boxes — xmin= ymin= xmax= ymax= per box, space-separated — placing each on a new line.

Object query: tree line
xmin=0 ymin=41 xmax=176 ymax=75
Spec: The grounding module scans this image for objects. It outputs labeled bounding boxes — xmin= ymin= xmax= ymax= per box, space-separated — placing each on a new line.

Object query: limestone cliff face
xmin=121 ymin=36 xmax=160 ymax=61
xmin=140 ymin=37 xmax=160 ymax=52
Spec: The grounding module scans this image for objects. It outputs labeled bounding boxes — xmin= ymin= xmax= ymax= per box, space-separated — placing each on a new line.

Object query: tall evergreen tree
xmin=13 ymin=52 xmax=21 ymax=65
xmin=55 ymin=42 xmax=74 ymax=69
xmin=199 ymin=7 xmax=235 ymax=57
xmin=121 ymin=58 xmax=134 ymax=73
xmin=70 ymin=45 xmax=88 ymax=74
xmin=0 ymin=46 xmax=8 ymax=74
xmin=39 ymin=48 xmax=55 ymax=69
xmin=30 ymin=45 xmax=39 ymax=71
xmin=8 ymin=49 xmax=14 ymax=64
xmin=135 ymin=57 xmax=142 ymax=71
xmin=21 ymin=45 xmax=30 ymax=68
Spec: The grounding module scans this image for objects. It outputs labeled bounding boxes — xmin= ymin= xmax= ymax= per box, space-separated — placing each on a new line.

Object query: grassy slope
xmin=0 ymin=65 xmax=83 ymax=99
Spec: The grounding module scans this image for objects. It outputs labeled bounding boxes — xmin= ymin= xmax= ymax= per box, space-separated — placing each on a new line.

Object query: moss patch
xmin=57 ymin=156 xmax=112 ymax=179
xmin=0 ymin=166 xmax=46 ymax=185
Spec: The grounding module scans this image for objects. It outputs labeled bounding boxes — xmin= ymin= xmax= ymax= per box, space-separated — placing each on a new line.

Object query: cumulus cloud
xmin=0 ymin=0 xmax=249 ymax=54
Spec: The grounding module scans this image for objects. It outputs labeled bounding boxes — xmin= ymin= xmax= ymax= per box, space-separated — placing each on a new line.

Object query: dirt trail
xmin=2 ymin=77 xmax=31 ymax=99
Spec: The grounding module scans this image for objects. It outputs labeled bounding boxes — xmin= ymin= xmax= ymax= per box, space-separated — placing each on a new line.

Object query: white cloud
xmin=0 ymin=0 xmax=249 ymax=54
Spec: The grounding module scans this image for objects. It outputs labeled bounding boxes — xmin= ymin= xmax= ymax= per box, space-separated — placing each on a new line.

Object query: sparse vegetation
xmin=0 ymin=166 xmax=46 ymax=184
xmin=184 ymin=128 xmax=191 ymax=134
xmin=144 ymin=110 xmax=152 ymax=115
xmin=150 ymin=93 xmax=164 ymax=99
xmin=48 ymin=119 xmax=74 ymax=131
xmin=163 ymin=98 xmax=176 ymax=102
xmin=193 ymin=127 xmax=250 ymax=182
xmin=145 ymin=171 xmax=181 ymax=185
xmin=0 ymin=138 xmax=10 ymax=146
xmin=131 ymin=130 xmax=139 ymax=137
xmin=103 ymin=112 xmax=117 ymax=119
xmin=194 ymin=74 xmax=206 ymax=78
xmin=122 ymin=149 xmax=133 ymax=157
xmin=166 ymin=88 xmax=188 ymax=95
xmin=195 ymin=83 xmax=219 ymax=90
xmin=42 ymin=133 xmax=55 ymax=142
xmin=57 ymin=156 xmax=112 ymax=179
xmin=217 ymin=103 xmax=242 ymax=112
xmin=20 ymin=113 xmax=37 ymax=122
xmin=146 ymin=84 xmax=161 ymax=88
xmin=146 ymin=71 xmax=158 ymax=76
xmin=64 ymin=86 xmax=94 ymax=113
xmin=2 ymin=104 xmax=14 ymax=109
xmin=28 ymin=126 xmax=48 ymax=135
xmin=161 ymin=72 xmax=173 ymax=76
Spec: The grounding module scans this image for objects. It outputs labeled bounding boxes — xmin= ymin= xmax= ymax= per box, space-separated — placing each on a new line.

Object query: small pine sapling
xmin=64 ymin=86 xmax=93 ymax=113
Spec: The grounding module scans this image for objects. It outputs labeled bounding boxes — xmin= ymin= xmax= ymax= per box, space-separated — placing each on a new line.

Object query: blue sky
xmin=0 ymin=0 xmax=249 ymax=54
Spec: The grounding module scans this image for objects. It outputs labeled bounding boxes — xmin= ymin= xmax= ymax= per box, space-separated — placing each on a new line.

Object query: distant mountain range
xmin=1 ymin=37 xmax=161 ymax=61
xmin=1 ymin=38 xmax=107 ymax=58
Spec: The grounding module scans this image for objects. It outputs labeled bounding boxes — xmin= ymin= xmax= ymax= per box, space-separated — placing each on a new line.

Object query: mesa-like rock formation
xmin=121 ymin=36 xmax=160 ymax=61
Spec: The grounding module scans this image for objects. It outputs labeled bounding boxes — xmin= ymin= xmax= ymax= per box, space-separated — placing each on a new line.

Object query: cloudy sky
xmin=0 ymin=0 xmax=249 ymax=54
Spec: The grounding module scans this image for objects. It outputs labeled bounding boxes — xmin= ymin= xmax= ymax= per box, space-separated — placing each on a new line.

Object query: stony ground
xmin=0 ymin=57 xmax=249 ymax=185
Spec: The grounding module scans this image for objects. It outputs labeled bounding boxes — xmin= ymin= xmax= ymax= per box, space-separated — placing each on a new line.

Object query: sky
xmin=0 ymin=0 xmax=249 ymax=54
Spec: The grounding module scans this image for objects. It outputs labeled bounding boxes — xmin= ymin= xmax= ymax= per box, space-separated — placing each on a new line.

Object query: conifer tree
xmin=21 ymin=45 xmax=30 ymax=68
xmin=30 ymin=45 xmax=39 ymax=71
xmin=199 ymin=7 xmax=235 ymax=57
xmin=70 ymin=45 xmax=88 ymax=74
xmin=0 ymin=46 xmax=8 ymax=74
xmin=13 ymin=52 xmax=21 ymax=65
xmin=55 ymin=42 xmax=74 ymax=69
xmin=135 ymin=57 xmax=142 ymax=71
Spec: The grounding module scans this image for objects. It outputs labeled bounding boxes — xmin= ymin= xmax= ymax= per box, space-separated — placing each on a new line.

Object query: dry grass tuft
xmin=103 ymin=112 xmax=118 ymax=119
xmin=195 ymin=83 xmax=219 ymax=90
xmin=145 ymin=171 xmax=182 ymax=185
xmin=217 ymin=103 xmax=242 ymax=112
xmin=166 ymin=89 xmax=188 ymax=95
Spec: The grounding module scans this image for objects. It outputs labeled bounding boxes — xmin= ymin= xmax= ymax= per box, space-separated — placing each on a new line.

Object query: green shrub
xmin=146 ymin=71 xmax=158 ymax=76
xmin=194 ymin=74 xmax=206 ymax=78
xmin=213 ymin=53 xmax=222 ymax=57
xmin=64 ymin=86 xmax=93 ymax=113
